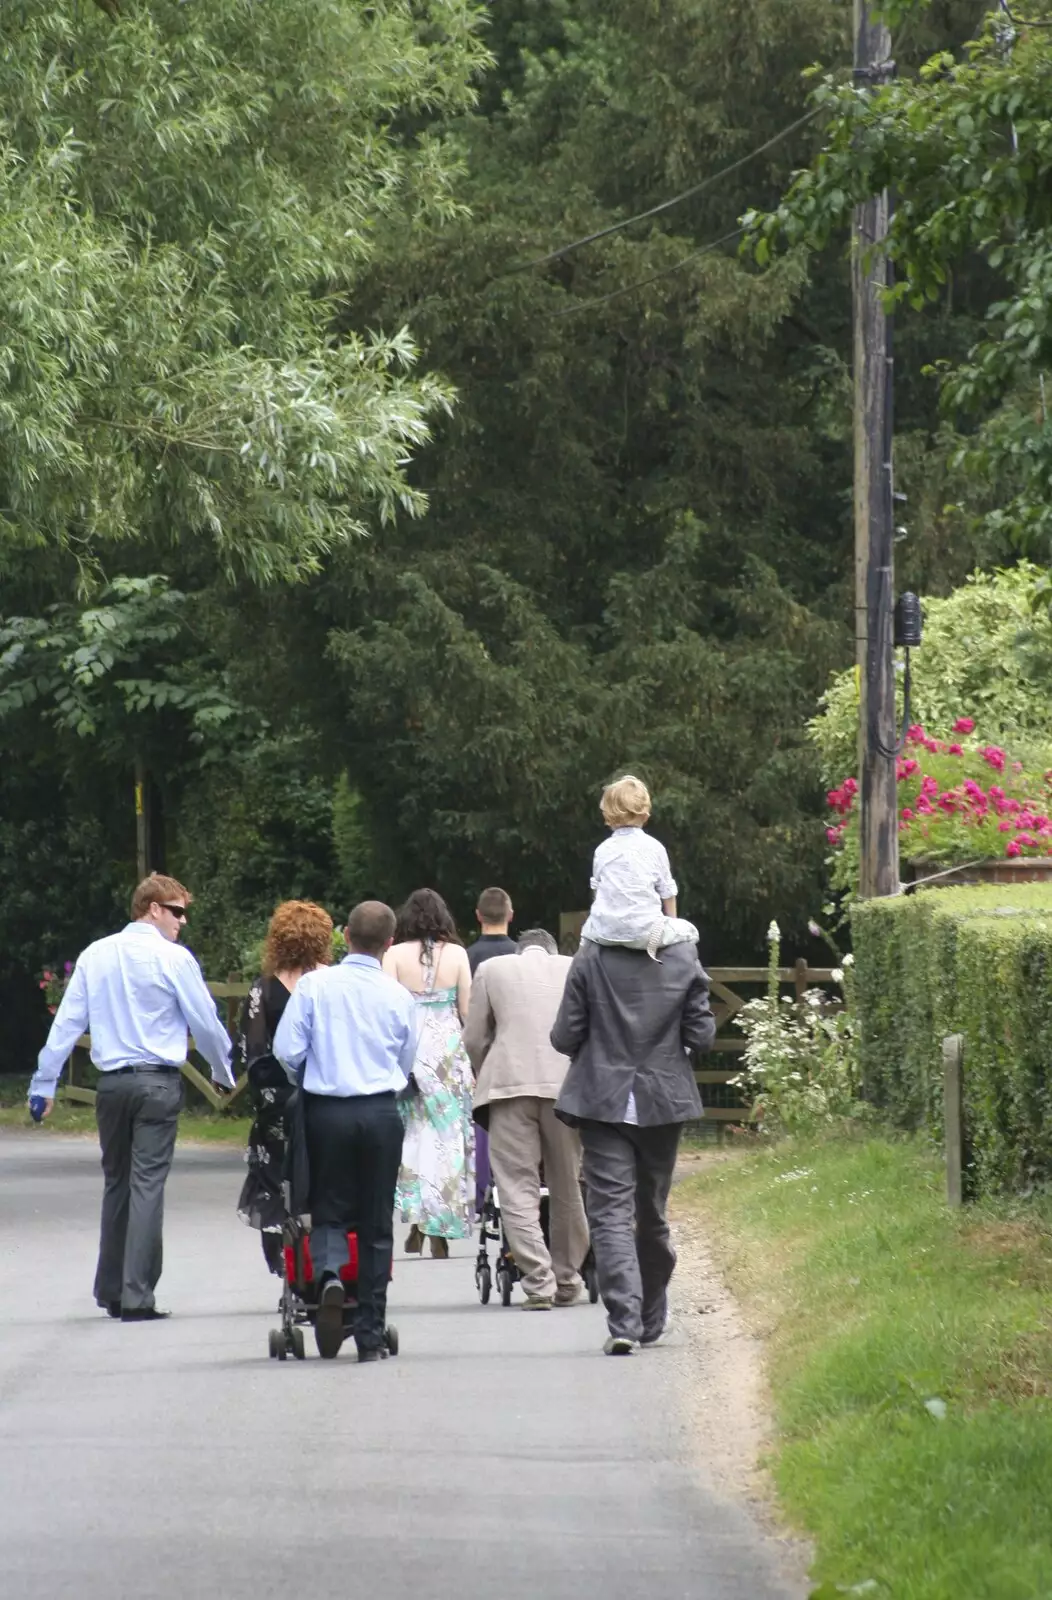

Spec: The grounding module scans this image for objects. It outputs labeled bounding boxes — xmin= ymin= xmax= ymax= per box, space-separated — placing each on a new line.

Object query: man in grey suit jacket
xmin=464 ymin=929 xmax=589 ymax=1309
xmin=551 ymin=940 xmax=715 ymax=1353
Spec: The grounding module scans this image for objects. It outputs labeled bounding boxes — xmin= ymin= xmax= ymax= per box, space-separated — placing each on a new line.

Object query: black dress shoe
xmin=103 ymin=1301 xmax=122 ymax=1319
xmin=357 ymin=1345 xmax=389 ymax=1363
xmin=120 ymin=1307 xmax=170 ymax=1322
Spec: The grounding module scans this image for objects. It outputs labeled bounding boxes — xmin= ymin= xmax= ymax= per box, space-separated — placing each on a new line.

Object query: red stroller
xmin=267 ymin=1218 xmax=399 ymax=1361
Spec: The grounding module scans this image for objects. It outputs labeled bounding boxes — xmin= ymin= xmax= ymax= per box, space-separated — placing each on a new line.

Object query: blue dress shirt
xmin=274 ymin=953 xmax=416 ymax=1096
xmin=30 ymin=922 xmax=234 ymax=1096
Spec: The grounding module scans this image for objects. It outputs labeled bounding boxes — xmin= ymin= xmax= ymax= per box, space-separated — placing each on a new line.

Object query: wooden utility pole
xmin=134 ymin=756 xmax=150 ymax=881
xmin=854 ymin=0 xmax=898 ymax=898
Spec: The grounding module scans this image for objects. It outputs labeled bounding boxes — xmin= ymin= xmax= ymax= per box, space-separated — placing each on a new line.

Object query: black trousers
xmin=302 ymin=1090 xmax=404 ymax=1350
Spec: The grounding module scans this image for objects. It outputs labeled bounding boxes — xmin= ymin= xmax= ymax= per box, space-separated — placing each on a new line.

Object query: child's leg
xmin=646 ymin=917 xmax=699 ymax=959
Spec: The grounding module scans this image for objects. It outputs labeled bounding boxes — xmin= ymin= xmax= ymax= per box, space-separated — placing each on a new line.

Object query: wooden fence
xmin=59 ymin=963 xmax=839 ymax=1121
xmin=62 ymin=980 xmax=251 ymax=1112
xmin=699 ymin=962 xmax=837 ymax=1124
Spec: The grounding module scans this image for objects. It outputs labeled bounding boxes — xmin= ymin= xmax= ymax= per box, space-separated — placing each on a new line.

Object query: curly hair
xmin=261 ymin=900 xmax=333 ymax=976
xmin=394 ymin=888 xmax=462 ymax=947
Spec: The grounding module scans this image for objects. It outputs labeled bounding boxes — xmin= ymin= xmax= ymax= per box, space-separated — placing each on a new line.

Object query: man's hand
xmin=211 ymin=1080 xmax=233 ymax=1098
xmin=41 ymin=1098 xmax=54 ymax=1120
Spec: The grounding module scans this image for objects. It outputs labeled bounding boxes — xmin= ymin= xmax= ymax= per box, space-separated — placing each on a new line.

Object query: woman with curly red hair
xmin=236 ymin=900 xmax=333 ymax=1269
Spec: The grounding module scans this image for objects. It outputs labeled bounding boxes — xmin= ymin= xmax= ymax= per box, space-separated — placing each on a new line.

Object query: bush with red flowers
xmin=826 ymin=721 xmax=1052 ymax=891
xmin=37 ymin=962 xmax=73 ymax=1016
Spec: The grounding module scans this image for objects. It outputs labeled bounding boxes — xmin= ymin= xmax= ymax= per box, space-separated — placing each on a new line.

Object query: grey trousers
xmin=579 ymin=1120 xmax=683 ymax=1342
xmin=487 ymin=1098 xmax=589 ymax=1299
xmin=93 ymin=1070 xmax=183 ymax=1312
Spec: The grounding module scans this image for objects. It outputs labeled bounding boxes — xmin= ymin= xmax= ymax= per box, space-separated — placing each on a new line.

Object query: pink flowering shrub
xmin=38 ymin=962 xmax=73 ymax=1017
xmin=827 ymin=722 xmax=1052 ymax=889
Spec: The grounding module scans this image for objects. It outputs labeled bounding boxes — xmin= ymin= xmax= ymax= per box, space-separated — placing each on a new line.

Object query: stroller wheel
xmin=476 ymin=1263 xmax=492 ymax=1305
xmin=585 ymin=1261 xmax=599 ymax=1304
xmin=498 ymin=1267 xmax=513 ymax=1307
xmin=268 ymin=1328 xmax=286 ymax=1361
xmin=385 ymin=1323 xmax=399 ymax=1357
xmin=289 ymin=1326 xmax=306 ymax=1361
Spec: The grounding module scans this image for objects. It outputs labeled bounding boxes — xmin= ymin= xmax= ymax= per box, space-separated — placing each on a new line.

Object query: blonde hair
xmin=600 ymin=775 xmax=651 ymax=829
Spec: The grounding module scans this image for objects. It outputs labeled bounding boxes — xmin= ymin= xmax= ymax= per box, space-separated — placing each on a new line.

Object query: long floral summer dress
xmin=395 ymin=944 xmax=476 ymax=1240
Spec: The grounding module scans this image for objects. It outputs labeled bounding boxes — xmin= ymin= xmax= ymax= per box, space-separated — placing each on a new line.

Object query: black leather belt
xmin=110 ymin=1064 xmax=179 ymax=1076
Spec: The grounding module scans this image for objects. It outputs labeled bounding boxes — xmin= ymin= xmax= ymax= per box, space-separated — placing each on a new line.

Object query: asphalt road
xmin=0 ymin=1132 xmax=798 ymax=1600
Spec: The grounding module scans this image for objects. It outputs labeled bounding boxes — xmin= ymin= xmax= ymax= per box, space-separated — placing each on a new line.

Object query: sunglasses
xmin=158 ymin=903 xmax=188 ymax=922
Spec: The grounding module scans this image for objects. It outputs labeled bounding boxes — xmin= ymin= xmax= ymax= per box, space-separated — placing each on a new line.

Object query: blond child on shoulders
xmin=579 ymin=775 xmax=699 ymax=959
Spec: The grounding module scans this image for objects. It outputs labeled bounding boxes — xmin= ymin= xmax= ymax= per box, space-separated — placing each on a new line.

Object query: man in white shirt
xmin=274 ymin=900 xmax=415 ymax=1361
xmin=29 ymin=874 xmax=235 ymax=1321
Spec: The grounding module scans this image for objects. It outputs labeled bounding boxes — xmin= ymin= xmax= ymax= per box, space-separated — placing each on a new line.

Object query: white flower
xmin=842 ymin=953 xmax=855 ymax=968
xmin=767 ymin=919 xmax=780 ymax=942
xmin=808 ymin=919 xmax=821 ymax=937
xmin=830 ymin=967 xmax=844 ymax=983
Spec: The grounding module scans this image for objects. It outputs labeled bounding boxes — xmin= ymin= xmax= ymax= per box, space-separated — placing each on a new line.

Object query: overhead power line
xmin=510 ymin=106 xmax=823 ymax=276
xmin=549 ymin=226 xmax=747 ymax=319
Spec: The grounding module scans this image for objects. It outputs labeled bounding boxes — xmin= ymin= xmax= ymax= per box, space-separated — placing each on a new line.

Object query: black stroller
xmin=260 ymin=1060 xmax=397 ymax=1362
xmin=474 ymin=1180 xmax=599 ymax=1306
xmin=268 ymin=1216 xmax=399 ymax=1362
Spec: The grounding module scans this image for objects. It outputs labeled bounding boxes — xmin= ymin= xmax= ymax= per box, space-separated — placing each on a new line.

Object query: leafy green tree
xmin=1 ymin=0 xmax=1006 ymax=1067
xmin=0 ymin=0 xmax=488 ymax=1060
xmin=0 ymin=576 xmax=240 ymax=744
xmin=811 ymin=564 xmax=1052 ymax=783
xmin=749 ymin=0 xmax=1052 ymax=557
xmin=294 ymin=0 xmax=908 ymax=949
xmin=0 ymin=0 xmax=488 ymax=583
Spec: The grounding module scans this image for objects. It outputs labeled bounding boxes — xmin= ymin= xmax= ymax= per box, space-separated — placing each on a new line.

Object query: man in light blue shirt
xmin=30 ymin=874 xmax=234 ymax=1321
xmin=275 ymin=900 xmax=414 ymax=1361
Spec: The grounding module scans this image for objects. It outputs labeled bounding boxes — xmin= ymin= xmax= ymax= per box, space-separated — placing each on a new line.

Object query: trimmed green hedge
xmin=852 ymin=884 xmax=1052 ymax=1194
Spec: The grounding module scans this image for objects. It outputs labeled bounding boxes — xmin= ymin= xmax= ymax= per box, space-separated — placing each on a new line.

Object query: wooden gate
xmin=701 ymin=962 xmax=837 ymax=1123
xmin=58 ymin=963 xmax=839 ymax=1123
xmin=557 ymin=914 xmax=838 ymax=1125
xmin=61 ymin=979 xmax=251 ymax=1112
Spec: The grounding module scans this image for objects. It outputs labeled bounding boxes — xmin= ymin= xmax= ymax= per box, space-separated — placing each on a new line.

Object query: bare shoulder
xmin=385 ymin=939 xmax=419 ymax=973
xmin=438 ymin=941 xmax=470 ymax=986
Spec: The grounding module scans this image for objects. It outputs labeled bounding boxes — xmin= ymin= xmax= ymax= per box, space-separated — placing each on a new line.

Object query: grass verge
xmin=0 ymin=1077 xmax=250 ymax=1145
xmin=677 ymin=1134 xmax=1052 ymax=1599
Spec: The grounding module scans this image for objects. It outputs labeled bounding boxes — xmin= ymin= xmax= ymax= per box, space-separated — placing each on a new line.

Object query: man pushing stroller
xmin=274 ymin=901 xmax=416 ymax=1361
xmin=463 ymin=928 xmax=588 ymax=1310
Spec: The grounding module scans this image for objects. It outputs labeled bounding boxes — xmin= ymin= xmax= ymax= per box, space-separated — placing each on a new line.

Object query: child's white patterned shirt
xmin=583 ymin=827 xmax=678 ymax=946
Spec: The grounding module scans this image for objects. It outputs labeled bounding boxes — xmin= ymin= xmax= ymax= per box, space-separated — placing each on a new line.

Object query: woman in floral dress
xmin=235 ymin=900 xmax=333 ymax=1272
xmin=385 ymin=889 xmax=474 ymax=1258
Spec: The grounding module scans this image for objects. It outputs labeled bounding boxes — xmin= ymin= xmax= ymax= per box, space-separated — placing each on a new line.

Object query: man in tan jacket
xmin=464 ymin=929 xmax=590 ymax=1309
